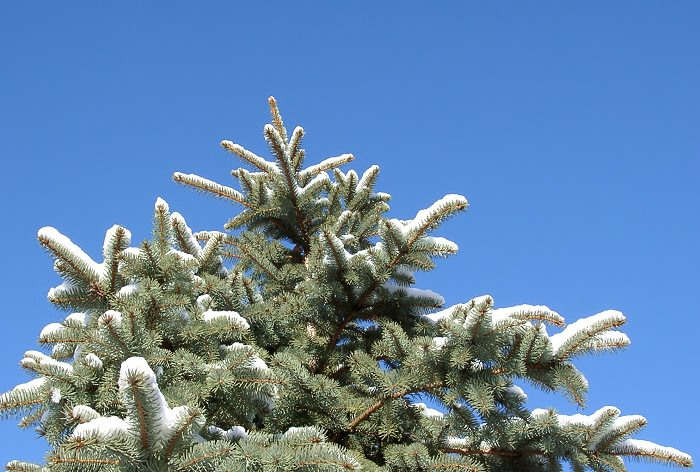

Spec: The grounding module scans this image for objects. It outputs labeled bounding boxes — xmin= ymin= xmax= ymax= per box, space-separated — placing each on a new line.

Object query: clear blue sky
xmin=1 ymin=2 xmax=698 ymax=468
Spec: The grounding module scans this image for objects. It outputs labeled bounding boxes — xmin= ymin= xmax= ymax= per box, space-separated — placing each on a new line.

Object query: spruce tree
xmin=1 ymin=97 xmax=692 ymax=471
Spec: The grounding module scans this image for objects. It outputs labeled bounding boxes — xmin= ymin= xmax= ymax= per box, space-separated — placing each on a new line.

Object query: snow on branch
xmin=220 ymin=342 xmax=269 ymax=371
xmin=491 ymin=304 xmax=565 ymax=327
xmin=390 ymin=194 xmax=468 ymax=241
xmin=118 ymin=357 xmax=202 ymax=452
xmin=20 ymin=351 xmax=73 ymax=376
xmin=263 ymin=124 xmax=287 ymax=162
xmin=207 ymin=424 xmax=248 ymax=440
xmin=173 ymin=172 xmax=249 ymax=207
xmin=411 ymin=402 xmax=445 ymax=419
xmin=203 ymin=310 xmax=250 ymax=330
xmin=39 ymin=323 xmax=65 ymax=343
xmin=221 ymin=140 xmax=279 ymax=174
xmin=424 ymin=298 xmax=626 ymax=359
xmin=38 ymin=227 xmax=103 ymax=283
xmin=298 ymin=172 xmax=330 ymax=199
xmin=612 ymin=439 xmax=693 ymax=467
xmin=357 ymin=165 xmax=380 ymax=191
xmin=382 ymin=284 xmax=445 ymax=307
xmin=299 ymin=154 xmax=355 ymax=180
xmin=5 ymin=460 xmax=47 ymax=472
xmin=98 ymin=310 xmax=123 ymax=328
xmin=550 ymin=310 xmax=629 ymax=358
xmin=72 ymin=416 xmax=130 ymax=441
xmin=102 ymin=224 xmax=132 ymax=259
xmin=530 ymin=406 xmax=692 ymax=466
xmin=170 ymin=212 xmax=203 ymax=258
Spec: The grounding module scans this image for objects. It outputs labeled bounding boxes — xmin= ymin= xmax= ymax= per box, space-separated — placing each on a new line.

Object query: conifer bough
xmin=1 ymin=97 xmax=692 ymax=471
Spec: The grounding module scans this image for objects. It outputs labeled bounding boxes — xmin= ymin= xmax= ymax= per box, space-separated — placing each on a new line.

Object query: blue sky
xmin=1 ymin=2 xmax=698 ymax=468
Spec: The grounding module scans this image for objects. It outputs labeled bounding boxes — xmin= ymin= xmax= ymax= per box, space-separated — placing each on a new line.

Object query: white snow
xmin=203 ymin=310 xmax=250 ymax=329
xmin=284 ymin=426 xmax=316 ymax=436
xmin=38 ymin=227 xmax=103 ymax=279
xmin=614 ymin=439 xmax=692 ymax=464
xmin=122 ymin=247 xmax=142 ymax=258
xmin=585 ymin=331 xmax=630 ymax=350
xmin=394 ymin=265 xmax=414 ymax=279
xmin=119 ymin=357 xmax=157 ymax=387
xmin=299 ymin=154 xmax=354 ymax=179
xmin=550 ymin=310 xmax=626 ymax=354
xmin=73 ymin=345 xmax=83 ymax=363
xmin=72 ymin=405 xmax=100 ymax=422
xmin=118 ymin=357 xmax=189 ymax=445
xmin=424 ymin=304 xmax=461 ymax=323
xmin=506 ymin=385 xmax=527 ymax=400
xmin=226 ymin=425 xmax=247 ymax=439
xmin=432 ymin=336 xmax=448 ymax=350
xmin=103 ymin=225 xmax=132 ymax=257
xmin=412 ymin=402 xmax=445 ymax=419
xmin=50 ymin=388 xmax=62 ymax=403
xmin=65 ymin=312 xmax=87 ymax=326
xmin=39 ymin=323 xmax=65 ymax=340
xmin=390 ymin=194 xmax=468 ymax=238
xmin=117 ymin=283 xmax=140 ymax=297
xmin=371 ymin=191 xmax=391 ymax=200
xmin=21 ymin=351 xmax=73 ymax=375
xmin=420 ymin=235 xmax=459 ymax=253
xmin=531 ymin=406 xmax=644 ymax=430
xmin=85 ymin=353 xmax=103 ymax=370
xmin=8 ymin=377 xmax=47 ymax=393
xmin=47 ymin=281 xmax=75 ymax=300
xmin=169 ymin=249 xmax=197 ymax=264
xmin=221 ymin=140 xmax=280 ymax=174
xmin=299 ymin=172 xmax=330 ymax=197
xmin=208 ymin=425 xmax=248 ymax=440
xmin=446 ymin=436 xmax=470 ymax=447
xmin=171 ymin=212 xmax=203 ymax=257
xmin=491 ymin=304 xmax=564 ymax=326
xmin=178 ymin=308 xmax=191 ymax=321
xmin=155 ymin=197 xmax=169 ymax=212
xmin=382 ymin=285 xmax=445 ymax=305
xmin=357 ymin=165 xmax=379 ymax=190
xmin=249 ymin=357 xmax=269 ymax=371
xmin=72 ymin=416 xmax=130 ymax=441
xmin=197 ymin=294 xmax=213 ymax=309
xmin=221 ymin=343 xmax=269 ymax=370
xmin=98 ymin=310 xmax=123 ymax=327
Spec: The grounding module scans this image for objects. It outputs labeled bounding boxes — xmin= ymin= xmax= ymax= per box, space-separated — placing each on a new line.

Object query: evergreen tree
xmin=1 ymin=97 xmax=692 ymax=471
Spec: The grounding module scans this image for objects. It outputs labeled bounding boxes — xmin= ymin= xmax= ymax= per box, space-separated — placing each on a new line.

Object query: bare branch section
xmin=268 ymin=96 xmax=287 ymax=141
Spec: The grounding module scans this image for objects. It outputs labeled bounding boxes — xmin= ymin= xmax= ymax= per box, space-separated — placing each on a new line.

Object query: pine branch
xmin=348 ymin=381 xmax=445 ymax=431
xmin=268 ymin=96 xmax=287 ymax=142
xmin=264 ymin=124 xmax=312 ymax=251
xmin=299 ymin=154 xmax=355 ymax=180
xmin=441 ymin=447 xmax=548 ymax=458
xmin=221 ymin=140 xmax=279 ymax=174
xmin=173 ymin=172 xmax=250 ymax=207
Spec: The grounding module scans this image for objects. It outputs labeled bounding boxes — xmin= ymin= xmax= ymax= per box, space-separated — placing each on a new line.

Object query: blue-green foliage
xmin=0 ymin=98 xmax=692 ymax=471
